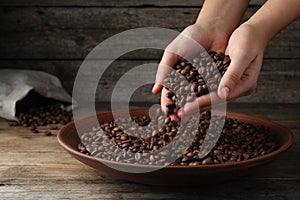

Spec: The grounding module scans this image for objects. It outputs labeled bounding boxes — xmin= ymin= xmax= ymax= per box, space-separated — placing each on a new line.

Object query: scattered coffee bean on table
xmin=164 ymin=51 xmax=230 ymax=114
xmin=78 ymin=110 xmax=278 ymax=166
xmin=43 ymin=130 xmax=53 ymax=136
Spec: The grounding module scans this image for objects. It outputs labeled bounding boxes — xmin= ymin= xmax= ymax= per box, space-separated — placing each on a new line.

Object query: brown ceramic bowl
xmin=57 ymin=108 xmax=294 ymax=186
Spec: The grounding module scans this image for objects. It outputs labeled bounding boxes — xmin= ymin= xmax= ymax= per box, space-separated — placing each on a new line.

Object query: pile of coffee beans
xmin=164 ymin=51 xmax=230 ymax=114
xmin=78 ymin=110 xmax=277 ymax=166
xmin=8 ymin=101 xmax=72 ymax=136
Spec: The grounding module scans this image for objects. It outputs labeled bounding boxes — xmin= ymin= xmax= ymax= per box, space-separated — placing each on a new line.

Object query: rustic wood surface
xmin=0 ymin=8 xmax=299 ymax=59
xmin=0 ymin=103 xmax=299 ymax=200
xmin=0 ymin=0 xmax=267 ymax=7
xmin=0 ymin=1 xmax=299 ymax=198
xmin=0 ymin=59 xmax=299 ymax=104
xmin=0 ymin=1 xmax=299 ymax=104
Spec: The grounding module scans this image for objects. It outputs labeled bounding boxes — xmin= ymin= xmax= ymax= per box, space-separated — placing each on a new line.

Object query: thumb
xmin=218 ymin=55 xmax=251 ymax=99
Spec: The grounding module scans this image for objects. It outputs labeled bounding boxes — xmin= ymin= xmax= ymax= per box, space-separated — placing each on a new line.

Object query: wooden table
xmin=0 ymin=103 xmax=299 ymax=199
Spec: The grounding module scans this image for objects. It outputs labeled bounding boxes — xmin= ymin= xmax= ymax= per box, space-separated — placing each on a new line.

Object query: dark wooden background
xmin=0 ymin=2 xmax=299 ymax=199
xmin=0 ymin=0 xmax=299 ymax=103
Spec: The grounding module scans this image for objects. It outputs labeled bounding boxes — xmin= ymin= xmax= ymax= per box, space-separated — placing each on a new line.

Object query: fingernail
xmin=152 ymin=84 xmax=159 ymax=93
xmin=178 ymin=109 xmax=183 ymax=117
xmin=221 ymin=87 xmax=230 ymax=98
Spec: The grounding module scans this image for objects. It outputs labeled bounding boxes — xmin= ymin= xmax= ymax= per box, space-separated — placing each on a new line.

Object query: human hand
xmin=181 ymin=23 xmax=267 ymax=118
xmin=152 ymin=23 xmax=229 ymax=121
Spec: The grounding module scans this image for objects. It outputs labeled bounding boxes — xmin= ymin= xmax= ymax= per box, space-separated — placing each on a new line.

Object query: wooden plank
xmin=227 ymin=103 xmax=300 ymax=121
xmin=0 ymin=25 xmax=299 ymax=60
xmin=237 ymin=72 xmax=300 ymax=103
xmin=0 ymin=7 xmax=268 ymax=31
xmin=1 ymin=59 xmax=299 ymax=75
xmin=0 ymin=7 xmax=198 ymax=30
xmin=0 ymin=6 xmax=299 ymax=59
xmin=0 ymin=179 xmax=298 ymax=200
xmin=0 ymin=29 xmax=163 ymax=60
xmin=0 ymin=60 xmax=299 ymax=103
xmin=0 ymin=0 xmax=267 ymax=7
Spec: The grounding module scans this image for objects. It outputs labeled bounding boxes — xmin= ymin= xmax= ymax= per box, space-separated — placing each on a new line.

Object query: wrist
xmin=189 ymin=21 xmax=229 ymax=52
xmin=243 ymin=0 xmax=300 ymax=45
xmin=195 ymin=17 xmax=232 ymax=39
xmin=196 ymin=0 xmax=249 ymax=37
xmin=242 ymin=21 xmax=270 ymax=48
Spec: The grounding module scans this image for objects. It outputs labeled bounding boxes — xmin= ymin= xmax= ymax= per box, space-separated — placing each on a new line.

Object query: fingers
xmin=152 ymin=51 xmax=178 ymax=94
xmin=178 ymin=92 xmax=221 ymax=119
xmin=219 ymin=22 xmax=266 ymax=100
xmin=154 ymin=26 xmax=207 ymax=120
xmin=153 ymin=26 xmax=208 ymax=94
xmin=225 ymin=55 xmax=263 ymax=99
xmin=218 ymin=50 xmax=253 ymax=99
xmin=160 ymin=88 xmax=172 ymax=114
xmin=169 ymin=113 xmax=181 ymax=122
xmin=152 ymin=84 xmax=163 ymax=94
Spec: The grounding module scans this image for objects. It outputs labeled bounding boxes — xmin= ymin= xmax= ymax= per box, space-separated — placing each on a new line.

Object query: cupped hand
xmin=181 ymin=23 xmax=267 ymax=119
xmin=152 ymin=23 xmax=229 ymax=121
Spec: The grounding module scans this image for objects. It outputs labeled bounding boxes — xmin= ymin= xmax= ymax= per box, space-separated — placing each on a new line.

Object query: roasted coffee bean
xmin=78 ymin=143 xmax=90 ymax=155
xmin=181 ymin=156 xmax=193 ymax=163
xmin=7 ymin=100 xmax=72 ymax=136
xmin=43 ymin=130 xmax=52 ymax=136
xmin=49 ymin=125 xmax=59 ymax=130
xmin=31 ymin=129 xmax=39 ymax=134
xmin=8 ymin=102 xmax=72 ymax=128
xmin=202 ymin=157 xmax=213 ymax=165
xmin=164 ymin=51 xmax=230 ymax=114
xmin=29 ymin=125 xmax=37 ymax=131
xmin=78 ymin=110 xmax=278 ymax=166
xmin=166 ymin=91 xmax=174 ymax=99
xmin=166 ymin=103 xmax=176 ymax=115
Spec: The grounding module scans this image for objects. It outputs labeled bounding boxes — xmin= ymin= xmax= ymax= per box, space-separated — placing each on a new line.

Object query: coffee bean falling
xmin=78 ymin=110 xmax=278 ymax=166
xmin=164 ymin=51 xmax=230 ymax=114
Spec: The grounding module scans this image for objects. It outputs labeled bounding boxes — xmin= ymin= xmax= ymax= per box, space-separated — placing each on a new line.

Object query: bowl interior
xmin=57 ymin=108 xmax=294 ymax=185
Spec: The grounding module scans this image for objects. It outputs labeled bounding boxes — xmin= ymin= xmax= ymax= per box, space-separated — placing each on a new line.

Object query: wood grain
xmin=0 ymin=7 xmax=264 ymax=31
xmin=0 ymin=7 xmax=198 ymax=30
xmin=1 ymin=59 xmax=299 ymax=103
xmin=0 ymin=0 xmax=299 ymax=198
xmin=0 ymin=103 xmax=299 ymax=200
xmin=1 ymin=59 xmax=299 ymax=74
xmin=0 ymin=0 xmax=267 ymax=7
xmin=0 ymin=7 xmax=299 ymax=59
xmin=0 ymin=26 xmax=299 ymax=60
xmin=0 ymin=2 xmax=299 ymax=104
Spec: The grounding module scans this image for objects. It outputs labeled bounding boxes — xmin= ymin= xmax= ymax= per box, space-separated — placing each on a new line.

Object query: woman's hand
xmin=181 ymin=23 xmax=267 ymax=118
xmin=218 ymin=23 xmax=266 ymax=100
xmin=152 ymin=23 xmax=229 ymax=121
xmin=153 ymin=0 xmax=299 ymax=122
xmin=156 ymin=22 xmax=268 ymax=121
xmin=152 ymin=0 xmax=250 ymax=121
